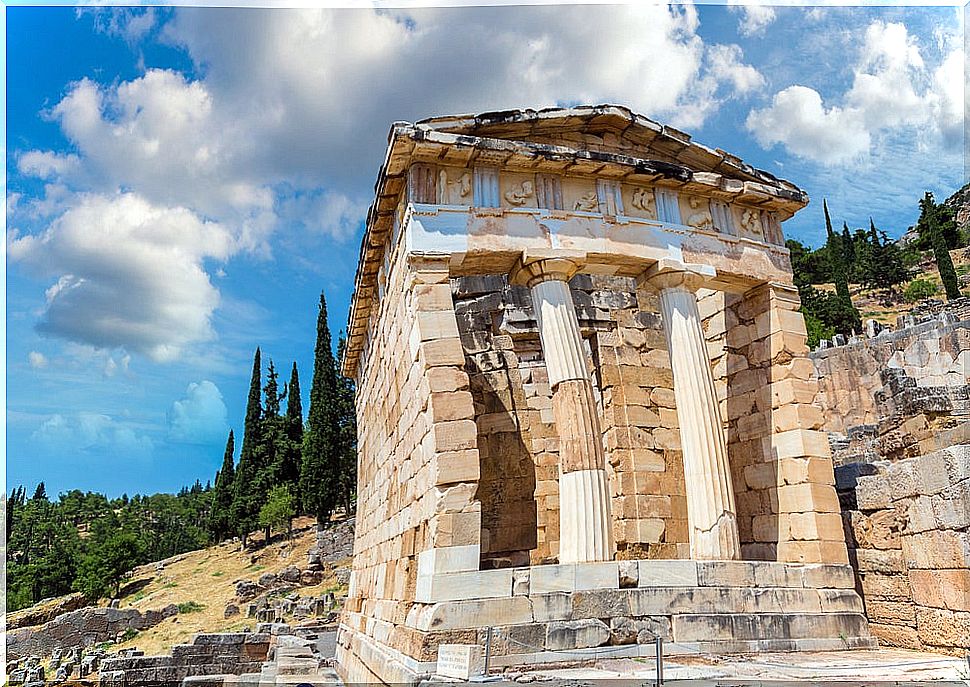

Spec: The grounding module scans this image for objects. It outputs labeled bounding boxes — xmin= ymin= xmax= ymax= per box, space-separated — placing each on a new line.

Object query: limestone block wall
xmin=450 ymin=273 xmax=690 ymax=565
xmin=837 ymin=446 xmax=970 ymax=655
xmin=725 ymin=284 xmax=847 ymax=564
xmin=813 ymin=320 xmax=970 ymax=435
xmin=348 ymin=226 xmax=481 ymax=623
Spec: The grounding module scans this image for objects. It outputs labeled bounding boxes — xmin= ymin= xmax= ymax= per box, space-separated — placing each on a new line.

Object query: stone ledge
xmin=414 ymin=560 xmax=856 ymax=601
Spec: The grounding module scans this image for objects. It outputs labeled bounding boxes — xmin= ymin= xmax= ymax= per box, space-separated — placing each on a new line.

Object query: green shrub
xmin=177 ymin=601 xmax=205 ymax=614
xmin=903 ymin=278 xmax=938 ymax=303
xmin=119 ymin=628 xmax=139 ymax=642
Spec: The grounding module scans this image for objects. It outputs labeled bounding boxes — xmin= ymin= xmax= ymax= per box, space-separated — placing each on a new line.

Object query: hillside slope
xmin=6 ymin=516 xmax=354 ymax=661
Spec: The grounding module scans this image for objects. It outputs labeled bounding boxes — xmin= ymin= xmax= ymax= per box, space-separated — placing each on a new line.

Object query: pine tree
xmin=917 ymin=192 xmax=961 ymax=300
xmin=231 ymin=348 xmax=264 ymax=546
xmin=32 ymin=482 xmax=48 ymax=501
xmin=284 ymin=362 xmax=304 ymax=505
xmin=301 ymin=292 xmax=341 ymax=524
xmin=209 ymin=430 xmax=235 ymax=541
xmin=865 ymin=219 xmax=909 ymax=295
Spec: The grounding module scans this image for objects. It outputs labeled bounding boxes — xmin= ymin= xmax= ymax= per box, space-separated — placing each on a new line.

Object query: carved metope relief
xmin=573 ymin=190 xmax=598 ymax=212
xmin=630 ymin=187 xmax=657 ymax=218
xmin=739 ymin=207 xmax=764 ymax=240
xmin=438 ymin=169 xmax=472 ymax=205
xmin=685 ymin=196 xmax=714 ymax=231
xmin=505 ymin=180 xmax=535 ymax=206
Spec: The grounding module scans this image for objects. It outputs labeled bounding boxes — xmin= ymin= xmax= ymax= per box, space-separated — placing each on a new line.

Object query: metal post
xmin=483 ymin=626 xmax=493 ymax=677
xmin=655 ymin=636 xmax=664 ymax=686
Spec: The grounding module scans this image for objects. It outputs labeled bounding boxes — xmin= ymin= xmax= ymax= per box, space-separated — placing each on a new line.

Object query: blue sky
xmin=5 ymin=4 xmax=965 ymax=498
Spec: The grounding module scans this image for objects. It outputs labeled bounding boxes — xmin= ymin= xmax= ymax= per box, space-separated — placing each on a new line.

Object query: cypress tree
xmin=335 ymin=333 xmax=358 ymax=516
xmin=284 ymin=363 xmax=304 ymax=504
xmin=257 ymin=360 xmax=288 ymax=544
xmin=209 ymin=430 xmax=235 ymax=541
xmin=823 ymin=200 xmax=860 ymax=331
xmin=301 ymin=292 xmax=341 ymax=524
xmin=231 ymin=348 xmax=263 ymax=546
xmin=841 ymin=222 xmax=855 ymax=280
xmin=918 ymin=192 xmax=961 ymax=300
xmin=866 ymin=219 xmax=909 ymax=294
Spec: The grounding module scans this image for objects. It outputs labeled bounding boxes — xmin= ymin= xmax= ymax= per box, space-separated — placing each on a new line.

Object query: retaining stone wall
xmin=836 ymin=446 xmax=970 ymax=655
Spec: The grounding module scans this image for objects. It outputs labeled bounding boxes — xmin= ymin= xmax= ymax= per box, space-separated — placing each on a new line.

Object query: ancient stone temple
xmin=337 ymin=105 xmax=873 ymax=684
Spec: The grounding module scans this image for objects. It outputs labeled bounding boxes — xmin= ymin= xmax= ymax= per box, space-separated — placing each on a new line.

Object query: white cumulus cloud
xmin=9 ymin=193 xmax=231 ymax=361
xmin=746 ymin=19 xmax=962 ymax=165
xmin=32 ymin=412 xmax=154 ymax=459
xmin=729 ymin=3 xmax=776 ymax=37
xmin=167 ymin=380 xmax=228 ymax=445
xmin=28 ymin=351 xmax=48 ymax=369
xmin=746 ymin=85 xmax=871 ymax=164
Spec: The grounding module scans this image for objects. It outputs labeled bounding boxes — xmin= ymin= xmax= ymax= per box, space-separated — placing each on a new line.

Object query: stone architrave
xmin=642 ymin=261 xmax=741 ymax=560
xmin=513 ymin=257 xmax=615 ymax=564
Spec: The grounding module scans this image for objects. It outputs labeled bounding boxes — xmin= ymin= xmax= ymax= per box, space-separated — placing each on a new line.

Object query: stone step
xmin=276 ymin=657 xmax=321 ymax=676
xmin=671 ymin=612 xmax=870 ymax=642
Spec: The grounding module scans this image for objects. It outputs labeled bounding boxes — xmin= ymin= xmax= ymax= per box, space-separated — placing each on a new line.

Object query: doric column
xmin=642 ymin=261 xmax=741 ymax=560
xmin=512 ymin=257 xmax=614 ymax=563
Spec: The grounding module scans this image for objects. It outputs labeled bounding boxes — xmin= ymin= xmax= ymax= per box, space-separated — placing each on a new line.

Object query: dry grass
xmin=110 ymin=516 xmax=350 ymax=657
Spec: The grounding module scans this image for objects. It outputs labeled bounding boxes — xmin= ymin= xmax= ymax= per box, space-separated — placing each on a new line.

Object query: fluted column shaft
xmin=649 ymin=270 xmax=741 ymax=560
xmin=516 ymin=259 xmax=614 ymax=563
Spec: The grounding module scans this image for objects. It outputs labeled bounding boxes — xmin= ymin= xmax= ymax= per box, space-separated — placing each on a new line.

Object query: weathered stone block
xmin=570 ymin=589 xmax=631 ymax=619
xmin=414 ymin=569 xmax=512 ymax=603
xmin=531 ymin=592 xmax=572 ymax=622
xmin=817 ymin=589 xmax=864 ymax=613
xmin=618 ymin=560 xmax=638 ymax=588
xmin=416 ymin=545 xmax=479 ymax=577
xmin=915 ymin=607 xmax=970 ymax=648
xmin=545 ymin=619 xmax=610 ymax=650
xmin=671 ymin=614 xmax=734 ymax=641
xmin=801 ymin=563 xmax=855 ymax=589
xmin=638 ymin=560 xmax=698 ymax=587
xmin=696 ymin=561 xmax=756 ymax=587
xmin=854 ymin=549 xmax=906 ymax=574
xmin=424 ymin=597 xmax=533 ymax=631
xmin=868 ymin=622 xmax=921 ymax=649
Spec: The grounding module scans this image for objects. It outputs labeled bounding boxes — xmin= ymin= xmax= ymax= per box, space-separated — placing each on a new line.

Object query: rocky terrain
xmin=5 ymin=516 xmax=354 ymax=685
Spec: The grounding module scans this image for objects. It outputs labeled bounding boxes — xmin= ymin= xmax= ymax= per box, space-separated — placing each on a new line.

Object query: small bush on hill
xmin=177 ymin=601 xmax=205 ymax=614
xmin=904 ymin=278 xmax=938 ymax=303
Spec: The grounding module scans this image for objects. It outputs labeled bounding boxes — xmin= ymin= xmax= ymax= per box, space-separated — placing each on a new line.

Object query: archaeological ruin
xmin=335 ymin=105 xmax=880 ymax=683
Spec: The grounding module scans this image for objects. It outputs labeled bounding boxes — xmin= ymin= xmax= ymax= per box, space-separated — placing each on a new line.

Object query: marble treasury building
xmin=336 ymin=106 xmax=876 ymax=682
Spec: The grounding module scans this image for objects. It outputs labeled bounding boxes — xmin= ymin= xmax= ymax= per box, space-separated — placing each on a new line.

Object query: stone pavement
xmin=510 ymin=648 xmax=969 ymax=684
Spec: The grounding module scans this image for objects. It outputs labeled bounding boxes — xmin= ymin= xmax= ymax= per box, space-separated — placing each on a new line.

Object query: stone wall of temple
xmin=346 ymin=216 xmax=483 ymax=635
xmin=451 ymin=273 xmax=691 ymax=565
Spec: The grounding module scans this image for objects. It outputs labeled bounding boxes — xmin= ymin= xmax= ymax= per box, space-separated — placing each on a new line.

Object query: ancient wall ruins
xmin=811 ymin=307 xmax=970 ymax=655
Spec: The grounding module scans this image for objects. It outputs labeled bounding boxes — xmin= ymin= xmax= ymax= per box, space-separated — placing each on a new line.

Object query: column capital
xmin=510 ymin=255 xmax=584 ymax=288
xmin=638 ymin=258 xmax=716 ymax=293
